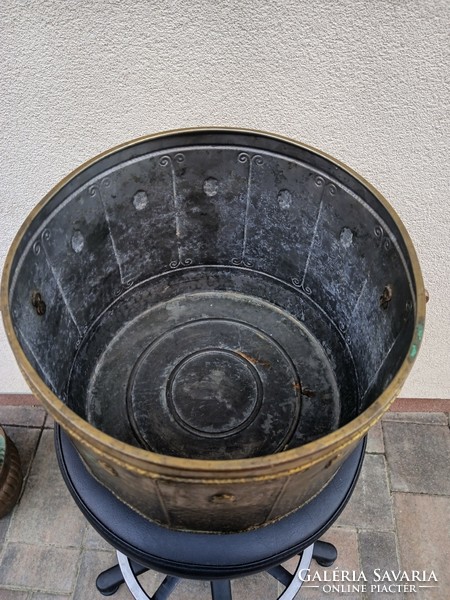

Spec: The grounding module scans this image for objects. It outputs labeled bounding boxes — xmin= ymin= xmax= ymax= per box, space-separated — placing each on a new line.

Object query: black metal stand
xmin=95 ymin=540 xmax=337 ymax=599
xmin=55 ymin=426 xmax=365 ymax=600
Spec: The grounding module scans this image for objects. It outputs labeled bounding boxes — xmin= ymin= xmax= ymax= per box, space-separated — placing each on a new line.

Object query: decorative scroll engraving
xmin=292 ymin=176 xmax=336 ymax=295
xmin=238 ymin=152 xmax=264 ymax=167
xmin=374 ymin=224 xmax=392 ymax=250
xmin=231 ymin=259 xmax=255 ymax=268
xmin=169 ymin=258 xmax=193 ymax=269
xmin=231 ymin=257 xmax=254 ymax=268
xmin=231 ymin=153 xmax=263 ymax=267
xmin=291 ymin=277 xmax=312 ymax=295
xmin=338 ymin=321 xmax=348 ymax=333
xmin=159 ymin=153 xmax=192 ymax=269
xmin=112 ymin=280 xmax=135 ymax=297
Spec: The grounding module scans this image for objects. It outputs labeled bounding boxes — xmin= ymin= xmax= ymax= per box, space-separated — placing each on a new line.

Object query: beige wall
xmin=1 ymin=0 xmax=449 ymax=398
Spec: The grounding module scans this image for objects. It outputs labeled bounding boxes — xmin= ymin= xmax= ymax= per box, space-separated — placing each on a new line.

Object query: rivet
xmin=278 ymin=189 xmax=292 ymax=209
xmin=99 ymin=460 xmax=118 ymax=477
xmin=31 ymin=291 xmax=46 ymax=316
xmin=203 ymin=178 xmax=219 ymax=197
xmin=380 ymin=285 xmax=393 ymax=310
xmin=209 ymin=493 xmax=236 ymax=504
xmin=71 ymin=230 xmax=84 ymax=253
xmin=133 ymin=190 xmax=148 ymax=210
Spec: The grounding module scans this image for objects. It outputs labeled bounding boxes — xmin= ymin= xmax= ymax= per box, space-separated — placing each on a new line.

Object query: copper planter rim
xmin=0 ymin=127 xmax=426 ymax=479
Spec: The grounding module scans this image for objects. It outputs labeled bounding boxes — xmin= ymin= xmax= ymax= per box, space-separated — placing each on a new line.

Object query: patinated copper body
xmin=1 ymin=129 xmax=426 ymax=532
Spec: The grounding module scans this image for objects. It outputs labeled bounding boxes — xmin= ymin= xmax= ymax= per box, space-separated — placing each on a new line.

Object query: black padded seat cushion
xmin=55 ymin=426 xmax=365 ymax=579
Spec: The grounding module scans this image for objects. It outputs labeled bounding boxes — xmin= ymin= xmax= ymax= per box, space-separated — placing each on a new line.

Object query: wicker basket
xmin=0 ymin=426 xmax=23 ymax=518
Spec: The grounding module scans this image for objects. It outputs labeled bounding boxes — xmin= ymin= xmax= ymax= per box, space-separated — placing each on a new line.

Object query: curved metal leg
xmin=96 ymin=560 xmax=148 ymax=596
xmin=276 ymin=543 xmax=314 ymax=600
xmin=117 ymin=552 xmax=179 ymax=600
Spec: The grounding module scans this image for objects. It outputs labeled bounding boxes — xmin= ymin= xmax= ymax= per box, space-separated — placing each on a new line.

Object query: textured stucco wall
xmin=1 ymin=0 xmax=449 ymax=397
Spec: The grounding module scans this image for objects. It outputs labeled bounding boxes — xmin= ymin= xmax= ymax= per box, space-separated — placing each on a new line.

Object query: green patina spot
xmin=417 ymin=323 xmax=424 ymax=342
xmin=409 ymin=343 xmax=418 ymax=359
xmin=409 ymin=323 xmax=424 ymax=360
xmin=0 ymin=433 xmax=5 ymax=466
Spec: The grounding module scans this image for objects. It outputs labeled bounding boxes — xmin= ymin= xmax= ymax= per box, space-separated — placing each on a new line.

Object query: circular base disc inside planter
xmin=69 ymin=289 xmax=340 ymax=460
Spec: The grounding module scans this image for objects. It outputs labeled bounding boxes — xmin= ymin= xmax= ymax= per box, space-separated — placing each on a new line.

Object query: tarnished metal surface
xmin=1 ymin=128 xmax=426 ymax=532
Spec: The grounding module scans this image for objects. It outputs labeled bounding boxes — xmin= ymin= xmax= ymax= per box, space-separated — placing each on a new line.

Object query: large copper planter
xmin=1 ymin=128 xmax=426 ymax=532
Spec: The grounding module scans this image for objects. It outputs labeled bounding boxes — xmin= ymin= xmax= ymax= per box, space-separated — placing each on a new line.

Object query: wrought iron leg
xmin=96 ymin=560 xmax=148 ymax=596
xmin=210 ymin=579 xmax=232 ymax=600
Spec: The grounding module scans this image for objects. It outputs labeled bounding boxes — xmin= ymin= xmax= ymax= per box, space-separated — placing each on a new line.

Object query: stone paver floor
xmin=0 ymin=406 xmax=448 ymax=599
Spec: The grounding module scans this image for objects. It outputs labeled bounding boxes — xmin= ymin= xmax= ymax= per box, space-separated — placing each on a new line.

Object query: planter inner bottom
xmin=67 ymin=267 xmax=358 ymax=460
